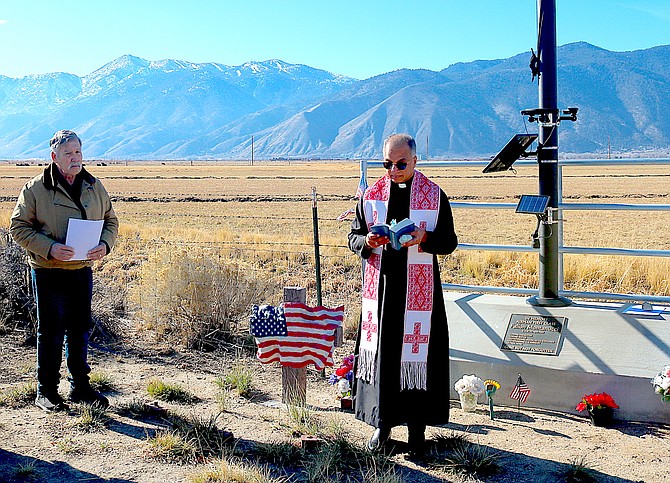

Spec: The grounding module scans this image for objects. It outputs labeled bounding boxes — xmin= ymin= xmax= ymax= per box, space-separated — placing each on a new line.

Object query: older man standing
xmin=348 ymin=133 xmax=457 ymax=458
xmin=10 ymin=130 xmax=118 ymax=411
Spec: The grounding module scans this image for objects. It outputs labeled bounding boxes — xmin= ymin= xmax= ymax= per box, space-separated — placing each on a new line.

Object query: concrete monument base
xmin=445 ymin=292 xmax=670 ymax=424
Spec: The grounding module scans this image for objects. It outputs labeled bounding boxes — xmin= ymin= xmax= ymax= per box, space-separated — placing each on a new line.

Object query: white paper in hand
xmin=65 ymin=219 xmax=104 ymax=260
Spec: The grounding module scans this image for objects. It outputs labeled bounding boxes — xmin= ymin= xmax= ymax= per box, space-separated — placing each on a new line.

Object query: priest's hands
xmin=402 ymin=227 xmax=427 ymax=248
xmin=366 ymin=233 xmax=389 ymax=249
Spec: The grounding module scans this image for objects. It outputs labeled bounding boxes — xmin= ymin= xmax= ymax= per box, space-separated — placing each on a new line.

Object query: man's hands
xmin=49 ymin=243 xmax=75 ymax=261
xmin=49 ymin=242 xmax=107 ymax=261
xmin=86 ymin=243 xmax=107 ymax=261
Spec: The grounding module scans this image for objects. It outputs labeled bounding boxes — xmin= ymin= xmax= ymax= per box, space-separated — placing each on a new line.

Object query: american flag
xmin=509 ymin=374 xmax=531 ymax=403
xmin=250 ymin=302 xmax=343 ymax=370
xmin=336 ymin=172 xmax=368 ymax=221
xmin=355 ymin=173 xmax=368 ymax=199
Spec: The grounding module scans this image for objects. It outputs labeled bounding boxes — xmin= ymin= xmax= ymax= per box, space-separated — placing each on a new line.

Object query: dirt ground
xmin=1 ymin=333 xmax=669 ymax=483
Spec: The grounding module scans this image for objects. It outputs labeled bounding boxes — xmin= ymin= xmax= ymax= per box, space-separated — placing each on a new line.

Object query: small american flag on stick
xmin=509 ymin=374 xmax=531 ymax=404
xmin=336 ymin=172 xmax=368 ymax=221
xmin=250 ymin=302 xmax=343 ymax=370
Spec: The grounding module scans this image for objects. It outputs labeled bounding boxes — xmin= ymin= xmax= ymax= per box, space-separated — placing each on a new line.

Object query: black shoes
xmin=35 ymin=392 xmax=69 ymax=412
xmin=367 ymin=426 xmax=391 ymax=451
xmin=407 ymin=424 xmax=426 ymax=459
xmin=69 ymin=386 xmax=109 ymax=408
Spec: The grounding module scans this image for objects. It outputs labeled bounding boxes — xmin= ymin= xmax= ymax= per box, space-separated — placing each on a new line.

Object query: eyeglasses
xmin=382 ymin=161 xmax=408 ymax=170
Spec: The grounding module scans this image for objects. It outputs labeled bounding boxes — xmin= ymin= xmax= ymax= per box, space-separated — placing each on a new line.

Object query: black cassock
xmin=348 ymin=175 xmax=458 ymax=428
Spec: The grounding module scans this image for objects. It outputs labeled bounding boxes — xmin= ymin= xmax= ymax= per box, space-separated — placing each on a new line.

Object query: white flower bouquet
xmin=454 ymin=375 xmax=486 ymax=396
xmin=652 ymin=365 xmax=670 ymax=403
xmin=454 ymin=374 xmax=485 ymax=412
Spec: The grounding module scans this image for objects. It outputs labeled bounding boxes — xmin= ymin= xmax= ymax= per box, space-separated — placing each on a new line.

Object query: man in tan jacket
xmin=10 ymin=130 xmax=118 ymax=411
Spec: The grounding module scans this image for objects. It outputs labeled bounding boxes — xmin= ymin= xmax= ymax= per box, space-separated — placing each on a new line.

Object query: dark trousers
xmin=32 ymin=267 xmax=93 ymax=396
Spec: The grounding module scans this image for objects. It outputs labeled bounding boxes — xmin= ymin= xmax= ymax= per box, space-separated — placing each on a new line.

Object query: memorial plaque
xmin=501 ymin=314 xmax=566 ymax=355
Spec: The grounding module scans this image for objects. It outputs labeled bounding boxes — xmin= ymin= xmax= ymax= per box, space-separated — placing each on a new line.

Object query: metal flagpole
xmin=527 ymin=0 xmax=572 ymax=307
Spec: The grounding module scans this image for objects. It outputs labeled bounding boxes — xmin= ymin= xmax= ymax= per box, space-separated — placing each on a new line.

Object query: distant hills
xmin=1 ymin=42 xmax=669 ymax=160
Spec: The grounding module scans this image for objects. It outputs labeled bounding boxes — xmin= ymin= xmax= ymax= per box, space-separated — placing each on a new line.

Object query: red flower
xmin=576 ymin=392 xmax=619 ymax=412
xmin=335 ymin=366 xmax=350 ymax=377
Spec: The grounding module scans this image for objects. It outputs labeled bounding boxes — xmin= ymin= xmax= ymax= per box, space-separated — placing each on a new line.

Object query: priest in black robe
xmin=348 ymin=134 xmax=458 ymax=457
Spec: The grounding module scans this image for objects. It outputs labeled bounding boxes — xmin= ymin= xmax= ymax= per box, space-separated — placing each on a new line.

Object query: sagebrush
xmin=130 ymin=244 xmax=276 ymax=349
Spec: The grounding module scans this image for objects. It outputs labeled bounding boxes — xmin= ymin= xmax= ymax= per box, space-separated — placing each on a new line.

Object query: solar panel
xmin=515 ymin=194 xmax=550 ymax=214
xmin=482 ymin=134 xmax=538 ymax=174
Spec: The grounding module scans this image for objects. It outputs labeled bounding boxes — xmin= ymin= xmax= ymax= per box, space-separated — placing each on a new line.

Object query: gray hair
xmin=49 ymin=130 xmax=82 ymax=153
xmin=383 ymin=133 xmax=416 ymax=158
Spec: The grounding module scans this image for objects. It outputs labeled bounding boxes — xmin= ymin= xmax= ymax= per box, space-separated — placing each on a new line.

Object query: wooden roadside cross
xmin=281 ymin=286 xmax=343 ymax=406
xmin=282 ymin=287 xmax=307 ymax=406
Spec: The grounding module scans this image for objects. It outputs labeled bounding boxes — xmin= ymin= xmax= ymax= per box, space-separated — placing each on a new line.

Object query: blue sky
xmin=1 ymin=1 xmax=668 ymax=80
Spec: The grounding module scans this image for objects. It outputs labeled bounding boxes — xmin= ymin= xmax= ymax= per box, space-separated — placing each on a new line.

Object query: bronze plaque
xmin=500 ymin=314 xmax=566 ymax=355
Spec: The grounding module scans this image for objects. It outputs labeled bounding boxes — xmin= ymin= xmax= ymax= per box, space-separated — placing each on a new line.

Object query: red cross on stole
xmin=362 ymin=311 xmax=378 ymax=342
xmin=403 ymin=321 xmax=429 ymax=353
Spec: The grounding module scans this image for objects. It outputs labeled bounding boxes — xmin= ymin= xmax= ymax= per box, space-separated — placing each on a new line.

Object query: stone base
xmin=445 ymin=292 xmax=670 ymax=424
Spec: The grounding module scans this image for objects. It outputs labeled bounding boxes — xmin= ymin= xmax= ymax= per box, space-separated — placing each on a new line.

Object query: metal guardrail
xmin=361 ymin=158 xmax=670 ymax=303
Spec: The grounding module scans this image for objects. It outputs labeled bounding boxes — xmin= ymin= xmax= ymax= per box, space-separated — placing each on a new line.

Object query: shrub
xmin=0 ymin=381 xmax=37 ymax=408
xmin=214 ymin=364 xmax=253 ymax=398
xmin=0 ymin=229 xmax=36 ymax=339
xmin=73 ymin=403 xmax=109 ymax=432
xmin=188 ymin=457 xmax=287 ymax=483
xmin=0 ymin=228 xmax=128 ymax=343
xmin=90 ymin=275 xmax=128 ymax=343
xmin=146 ymin=378 xmax=197 ymax=403
xmin=168 ymin=412 xmax=233 ymax=457
xmin=146 ymin=431 xmax=195 ymax=463
xmin=436 ymin=442 xmax=501 ymax=478
xmin=89 ymin=370 xmax=116 ymax=393
xmin=253 ymin=440 xmax=303 ymax=467
xmin=554 ymin=456 xmax=598 ymax=483
xmin=116 ymin=398 xmax=158 ymax=418
xmin=130 ymin=245 xmax=276 ymax=349
xmin=13 ymin=458 xmax=38 ymax=479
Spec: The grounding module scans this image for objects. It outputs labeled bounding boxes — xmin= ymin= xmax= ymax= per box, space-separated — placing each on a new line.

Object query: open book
xmin=370 ymin=218 xmax=415 ymax=250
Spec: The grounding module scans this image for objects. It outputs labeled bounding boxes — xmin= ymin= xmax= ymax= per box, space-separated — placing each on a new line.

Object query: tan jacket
xmin=10 ymin=164 xmax=119 ymax=269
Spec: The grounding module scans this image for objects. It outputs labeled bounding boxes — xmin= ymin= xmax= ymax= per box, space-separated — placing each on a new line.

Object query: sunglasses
xmin=382 ymin=161 xmax=408 ymax=170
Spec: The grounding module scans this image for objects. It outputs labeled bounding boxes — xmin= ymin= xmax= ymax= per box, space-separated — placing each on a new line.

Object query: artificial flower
xmin=454 ymin=375 xmax=486 ymax=396
xmin=652 ymin=365 xmax=670 ymax=402
xmin=485 ymin=380 xmax=501 ymax=390
xmin=576 ymin=392 xmax=619 ymax=412
xmin=335 ymin=366 xmax=350 ymax=377
xmin=329 ymin=354 xmax=354 ymax=398
xmin=337 ymin=378 xmax=350 ymax=395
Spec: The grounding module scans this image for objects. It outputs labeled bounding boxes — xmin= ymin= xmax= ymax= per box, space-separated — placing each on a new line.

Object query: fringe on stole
xmin=356 ymin=347 xmax=376 ymax=385
xmin=400 ymin=361 xmax=428 ymax=391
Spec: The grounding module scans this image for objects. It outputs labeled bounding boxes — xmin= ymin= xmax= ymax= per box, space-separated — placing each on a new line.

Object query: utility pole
xmin=426 ymin=135 xmax=429 ymax=161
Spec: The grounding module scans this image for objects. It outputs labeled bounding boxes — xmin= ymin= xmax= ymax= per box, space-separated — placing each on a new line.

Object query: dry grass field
xmin=1 ymin=160 xmax=670 ymax=482
xmin=1 ymin=160 xmax=668 ymax=306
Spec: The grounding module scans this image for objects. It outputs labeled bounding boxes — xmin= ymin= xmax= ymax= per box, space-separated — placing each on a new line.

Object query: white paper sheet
xmin=65 ymin=219 xmax=104 ymax=261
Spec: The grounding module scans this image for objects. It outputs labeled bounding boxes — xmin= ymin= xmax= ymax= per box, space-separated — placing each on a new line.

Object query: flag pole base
xmin=527 ymin=295 xmax=572 ymax=307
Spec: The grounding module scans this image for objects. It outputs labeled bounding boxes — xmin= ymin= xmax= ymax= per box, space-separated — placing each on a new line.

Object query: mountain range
xmin=1 ymin=42 xmax=669 ymax=160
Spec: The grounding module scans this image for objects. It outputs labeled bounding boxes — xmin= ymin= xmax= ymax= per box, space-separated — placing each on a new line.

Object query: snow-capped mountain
xmin=0 ymin=43 xmax=669 ymax=160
